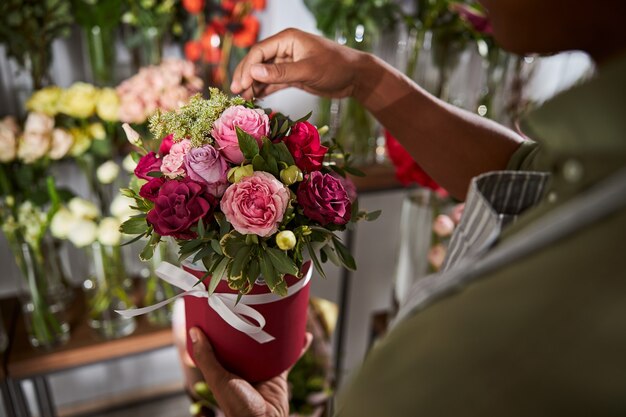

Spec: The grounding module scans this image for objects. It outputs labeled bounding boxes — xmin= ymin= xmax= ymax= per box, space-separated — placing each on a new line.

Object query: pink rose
xmin=212 ymin=105 xmax=269 ymax=164
xmin=171 ymin=139 xmax=192 ymax=155
xmin=24 ymin=112 xmax=54 ymax=135
xmin=184 ymin=145 xmax=229 ymax=197
xmin=159 ymin=134 xmax=174 ymax=156
xmin=134 ymin=152 xmax=162 ymax=180
xmin=119 ymin=96 xmax=146 ymax=124
xmin=283 ymin=122 xmax=328 ymax=172
xmin=297 ymin=171 xmax=351 ymax=226
xmin=220 ymin=171 xmax=290 ymax=237
xmin=146 ymin=177 xmax=217 ymax=239
xmin=161 ymin=153 xmax=186 ymax=178
xmin=432 ymin=214 xmax=455 ymax=238
xmin=159 ymin=86 xmax=189 ymax=111
xmin=18 ymin=132 xmax=51 ymax=163
xmin=49 ymin=128 xmax=74 ymax=160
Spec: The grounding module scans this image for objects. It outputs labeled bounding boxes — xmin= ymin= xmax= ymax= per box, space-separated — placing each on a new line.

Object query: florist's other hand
xmin=230 ymin=28 xmax=367 ymax=101
xmin=190 ymin=327 xmax=313 ymax=417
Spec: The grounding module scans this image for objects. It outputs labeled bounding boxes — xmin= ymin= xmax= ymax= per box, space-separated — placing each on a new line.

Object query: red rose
xmin=146 ymin=177 xmax=217 ymax=239
xmin=283 ymin=122 xmax=328 ymax=173
xmin=385 ymin=131 xmax=447 ymax=196
xmin=134 ymin=152 xmax=162 ymax=181
xmin=297 ymin=171 xmax=351 ymax=226
xmin=159 ymin=134 xmax=174 ymax=156
xmin=139 ymin=177 xmax=165 ymax=202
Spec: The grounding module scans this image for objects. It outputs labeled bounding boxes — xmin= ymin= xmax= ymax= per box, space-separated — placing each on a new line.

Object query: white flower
xmin=68 ymin=197 xmax=100 ymax=220
xmin=24 ymin=112 xmax=54 ymax=135
xmin=18 ymin=132 xmax=51 ymax=163
xmin=98 ymin=217 xmax=122 ymax=246
xmin=96 ymin=160 xmax=121 ymax=184
xmin=122 ymin=154 xmax=138 ymax=173
xmin=122 ymin=123 xmax=142 ymax=147
xmin=110 ymin=194 xmax=137 ymax=223
xmin=17 ymin=202 xmax=47 ymax=245
xmin=50 ymin=208 xmax=77 ymax=239
xmin=49 ymin=128 xmax=74 ymax=160
xmin=67 ymin=218 xmax=98 ymax=248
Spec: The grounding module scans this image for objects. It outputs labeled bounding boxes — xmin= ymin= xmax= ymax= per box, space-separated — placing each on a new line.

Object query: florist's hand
xmin=230 ymin=28 xmax=367 ymax=100
xmin=190 ymin=327 xmax=313 ymax=417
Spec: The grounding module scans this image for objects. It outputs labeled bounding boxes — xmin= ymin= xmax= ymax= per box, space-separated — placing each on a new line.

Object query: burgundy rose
xmin=297 ymin=171 xmax=351 ymax=225
xmin=159 ymin=134 xmax=174 ymax=156
xmin=139 ymin=177 xmax=166 ymax=202
xmin=283 ymin=121 xmax=328 ymax=172
xmin=146 ymin=177 xmax=217 ymax=239
xmin=134 ymin=152 xmax=162 ymax=180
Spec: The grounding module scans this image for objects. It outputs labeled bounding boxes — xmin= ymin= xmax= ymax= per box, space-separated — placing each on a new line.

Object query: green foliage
xmin=71 ymin=0 xmax=123 ymax=29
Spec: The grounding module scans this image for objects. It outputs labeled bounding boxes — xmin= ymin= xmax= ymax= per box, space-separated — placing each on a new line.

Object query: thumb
xmin=250 ymin=60 xmax=314 ymax=85
xmin=190 ymin=327 xmax=231 ymax=387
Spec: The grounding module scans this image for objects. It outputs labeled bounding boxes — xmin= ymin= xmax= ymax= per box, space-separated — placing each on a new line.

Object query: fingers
xmin=189 ymin=327 xmax=231 ymax=388
xmin=301 ymin=331 xmax=313 ymax=358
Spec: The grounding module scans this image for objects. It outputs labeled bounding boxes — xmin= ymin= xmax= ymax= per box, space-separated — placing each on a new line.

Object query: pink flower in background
xmin=283 ymin=121 xmax=328 ymax=172
xmin=427 ymin=244 xmax=447 ymax=271
xmin=134 ymin=152 xmax=162 ymax=180
xmin=451 ymin=203 xmax=465 ymax=224
xmin=24 ymin=112 xmax=54 ymax=135
xmin=49 ymin=128 xmax=74 ymax=160
xmin=119 ymin=97 xmax=146 ymax=124
xmin=220 ymin=171 xmax=289 ymax=237
xmin=432 ymin=214 xmax=455 ymax=238
xmin=184 ymin=144 xmax=229 ymax=197
xmin=297 ymin=171 xmax=351 ymax=226
xmin=212 ymin=105 xmax=269 ymax=164
xmin=147 ymin=177 xmax=217 ymax=239
xmin=450 ymin=3 xmax=493 ymax=34
xmin=160 ymin=86 xmax=190 ymax=111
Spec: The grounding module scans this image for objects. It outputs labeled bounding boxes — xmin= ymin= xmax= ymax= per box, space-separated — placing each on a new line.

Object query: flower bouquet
xmin=118 ymin=88 xmax=379 ymax=381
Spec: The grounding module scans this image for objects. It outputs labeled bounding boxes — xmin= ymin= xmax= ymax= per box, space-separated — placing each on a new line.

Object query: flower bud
xmin=96 ymin=160 xmax=121 ymax=184
xmin=276 ymin=230 xmax=296 ymax=251
xmin=193 ymin=382 xmax=210 ymax=398
xmin=227 ymin=164 xmax=254 ymax=183
xmin=317 ymin=125 xmax=329 ymax=136
xmin=122 ymin=123 xmax=142 ymax=147
xmin=279 ymin=165 xmax=303 ymax=185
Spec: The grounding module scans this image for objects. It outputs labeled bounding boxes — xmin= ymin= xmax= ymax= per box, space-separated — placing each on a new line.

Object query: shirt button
xmin=562 ymin=159 xmax=584 ymax=183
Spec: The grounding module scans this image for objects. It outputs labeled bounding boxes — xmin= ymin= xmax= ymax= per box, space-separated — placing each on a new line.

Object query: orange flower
xmin=184 ymin=41 xmax=203 ymax=62
xmin=233 ymin=15 xmax=259 ymax=48
xmin=251 ymin=0 xmax=265 ymax=10
xmin=183 ymin=0 xmax=205 ymax=14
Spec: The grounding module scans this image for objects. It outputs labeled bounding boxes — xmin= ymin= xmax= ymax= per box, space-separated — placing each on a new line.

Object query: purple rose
xmin=297 ymin=172 xmax=351 ymax=226
xmin=184 ymin=144 xmax=229 ymax=197
xmin=134 ymin=152 xmax=162 ymax=180
xmin=139 ymin=177 xmax=166 ymax=202
xmin=146 ymin=177 xmax=217 ymax=239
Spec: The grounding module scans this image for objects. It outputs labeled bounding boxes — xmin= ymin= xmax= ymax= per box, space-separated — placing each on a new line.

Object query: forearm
xmin=354 ymin=53 xmax=524 ymax=199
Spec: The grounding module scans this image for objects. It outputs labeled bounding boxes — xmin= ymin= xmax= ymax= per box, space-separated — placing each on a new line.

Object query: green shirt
xmin=336 ymin=54 xmax=626 ymax=417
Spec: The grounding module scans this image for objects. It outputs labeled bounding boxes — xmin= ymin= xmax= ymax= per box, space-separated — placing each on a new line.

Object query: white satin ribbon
xmin=116 ymin=261 xmax=312 ymax=344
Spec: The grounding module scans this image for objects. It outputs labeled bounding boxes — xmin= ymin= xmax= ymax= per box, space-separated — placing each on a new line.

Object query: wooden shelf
xmin=6 ymin=291 xmax=174 ymax=379
xmin=351 ymin=163 xmax=403 ymax=194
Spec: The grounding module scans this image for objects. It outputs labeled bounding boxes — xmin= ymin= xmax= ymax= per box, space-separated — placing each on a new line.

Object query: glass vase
xmin=84 ymin=25 xmax=116 ymax=86
xmin=139 ymin=26 xmax=163 ymax=66
xmin=17 ymin=242 xmax=70 ymax=349
xmin=83 ymin=242 xmax=136 ymax=339
xmin=392 ymin=188 xmax=436 ymax=306
xmin=143 ymin=242 xmax=178 ymax=326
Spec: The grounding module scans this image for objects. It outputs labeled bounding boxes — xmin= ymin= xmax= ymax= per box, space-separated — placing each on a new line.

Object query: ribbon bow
xmin=116 ymin=262 xmax=312 ymax=344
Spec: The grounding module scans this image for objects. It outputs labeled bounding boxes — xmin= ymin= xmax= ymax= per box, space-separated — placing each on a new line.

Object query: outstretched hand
xmin=190 ymin=327 xmax=313 ymax=417
xmin=230 ymin=28 xmax=366 ymax=101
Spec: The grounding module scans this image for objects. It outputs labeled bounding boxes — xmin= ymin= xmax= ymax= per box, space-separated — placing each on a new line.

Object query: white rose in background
xmin=110 ymin=194 xmax=138 ymax=223
xmin=24 ymin=112 xmax=54 ymax=135
xmin=96 ymin=160 xmax=121 ymax=184
xmin=68 ymin=197 xmax=100 ymax=220
xmin=0 ymin=118 xmax=18 ymax=162
xmin=18 ymin=132 xmax=51 ymax=163
xmin=98 ymin=217 xmax=122 ymax=246
xmin=49 ymin=128 xmax=74 ymax=160
xmin=122 ymin=154 xmax=138 ymax=172
xmin=50 ymin=208 xmax=77 ymax=239
xmin=67 ymin=218 xmax=98 ymax=248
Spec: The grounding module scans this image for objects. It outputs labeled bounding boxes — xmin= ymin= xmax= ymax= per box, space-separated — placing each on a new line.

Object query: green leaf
xmin=210 ymin=239 xmax=223 ymax=256
xmin=192 ymin=245 xmax=214 ymax=264
xmin=344 ymin=166 xmax=366 ymax=177
xmin=260 ymin=139 xmax=279 ymax=175
xmin=220 ymin=232 xmax=246 ymax=258
xmin=214 ymin=212 xmax=231 ymax=236
xmin=305 ymin=239 xmax=327 ymax=279
xmin=120 ymin=215 xmax=148 ymax=235
xmin=294 ymin=111 xmax=313 ymax=123
xmin=365 ymin=210 xmax=382 ymax=221
xmin=273 ymin=142 xmax=296 ymax=166
xmin=231 ymin=245 xmax=253 ymax=281
xmin=147 ymin=171 xmax=164 ymax=178
xmin=260 ymin=252 xmax=284 ymax=295
xmin=140 ymin=240 xmax=155 ymax=261
xmin=252 ymin=154 xmax=268 ymax=172
xmin=207 ymin=256 xmax=229 ymax=296
xmin=266 ymin=247 xmax=299 ymax=275
xmin=246 ymin=258 xmax=260 ymax=287
xmin=322 ymin=244 xmax=341 ymax=267
xmin=332 ymin=236 xmax=356 ymax=271
xmin=120 ymin=231 xmax=148 ymax=247
xmin=330 ymin=164 xmax=346 ymax=177
xmin=236 ymin=126 xmax=260 ymax=160
xmin=196 ymin=218 xmax=206 ymax=239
